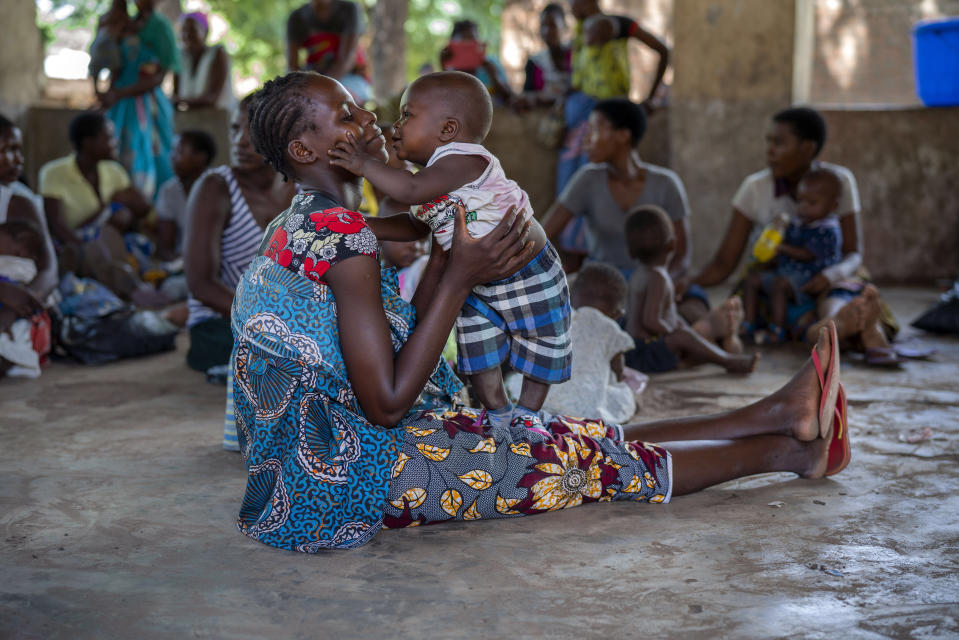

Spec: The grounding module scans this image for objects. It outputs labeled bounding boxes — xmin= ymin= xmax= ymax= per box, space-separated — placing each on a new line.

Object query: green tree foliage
xmin=38 ymin=0 xmax=505 ymax=88
xmin=206 ymin=0 xmax=301 ymax=81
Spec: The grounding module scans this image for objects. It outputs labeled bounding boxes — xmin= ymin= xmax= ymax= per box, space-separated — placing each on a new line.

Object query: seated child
xmin=0 ymin=220 xmax=48 ymax=378
xmin=155 ymin=130 xmax=217 ymax=261
xmin=541 ymin=262 xmax=642 ymax=424
xmin=742 ymin=168 xmax=843 ymax=343
xmin=329 ymin=70 xmax=570 ymax=428
xmin=624 ymin=205 xmax=759 ymax=374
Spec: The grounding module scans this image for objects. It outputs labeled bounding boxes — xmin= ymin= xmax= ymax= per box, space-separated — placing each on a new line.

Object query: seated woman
xmin=0 ymin=115 xmax=58 ymax=302
xmin=183 ymin=95 xmax=297 ymax=375
xmin=542 ymin=98 xmax=740 ymax=348
xmin=691 ymin=107 xmax=897 ymax=360
xmin=228 ymin=71 xmax=848 ymax=552
xmin=38 ymin=112 xmax=151 ymax=299
xmin=173 ymin=12 xmax=236 ymax=112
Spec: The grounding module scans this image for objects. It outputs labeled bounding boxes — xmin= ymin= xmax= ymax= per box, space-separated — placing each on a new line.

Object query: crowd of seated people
xmin=4 ymin=0 xmax=923 ymax=421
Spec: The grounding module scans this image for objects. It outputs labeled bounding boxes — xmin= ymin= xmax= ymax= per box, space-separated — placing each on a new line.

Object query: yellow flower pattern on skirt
xmin=383 ymin=411 xmax=671 ymax=528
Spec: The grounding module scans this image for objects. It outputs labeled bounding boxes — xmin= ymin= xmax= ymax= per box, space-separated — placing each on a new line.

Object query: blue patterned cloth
xmin=230 ymin=256 xmax=463 ymax=551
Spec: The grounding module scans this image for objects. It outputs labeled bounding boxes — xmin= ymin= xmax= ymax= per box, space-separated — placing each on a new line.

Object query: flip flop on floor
xmin=864 ymin=347 xmax=904 ymax=367
xmin=811 ymin=322 xmax=850 ymax=475
xmin=894 ymin=344 xmax=937 ymax=360
xmin=825 ymin=383 xmax=850 ymax=476
xmin=812 ymin=322 xmax=842 ymax=439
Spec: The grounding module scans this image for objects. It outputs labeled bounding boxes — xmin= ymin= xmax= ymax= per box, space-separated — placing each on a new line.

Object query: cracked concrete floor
xmin=1 ymin=287 xmax=957 ymax=639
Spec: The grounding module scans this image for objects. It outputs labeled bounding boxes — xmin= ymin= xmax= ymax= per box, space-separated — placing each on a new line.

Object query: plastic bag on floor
xmin=54 ymin=273 xmax=178 ymax=365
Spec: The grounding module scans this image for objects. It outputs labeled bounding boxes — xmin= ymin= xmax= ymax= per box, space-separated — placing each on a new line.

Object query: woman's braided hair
xmin=246 ymin=71 xmax=318 ymax=181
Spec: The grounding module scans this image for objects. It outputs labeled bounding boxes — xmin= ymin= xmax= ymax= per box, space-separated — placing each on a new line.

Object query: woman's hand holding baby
xmin=446 ymin=203 xmax=533 ymax=289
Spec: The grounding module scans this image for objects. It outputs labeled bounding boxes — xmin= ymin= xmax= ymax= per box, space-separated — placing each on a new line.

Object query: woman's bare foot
xmin=765 ymin=325 xmax=836 ymax=443
xmin=720 ymin=297 xmax=745 ymax=353
xmin=831 ymin=296 xmax=867 ymax=340
xmin=724 ymin=351 xmax=761 ymax=374
xmin=693 ymin=297 xmax=745 ymax=353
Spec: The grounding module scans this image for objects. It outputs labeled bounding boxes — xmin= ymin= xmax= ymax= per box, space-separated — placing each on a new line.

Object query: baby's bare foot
xmin=725 ymin=351 xmax=760 ymax=374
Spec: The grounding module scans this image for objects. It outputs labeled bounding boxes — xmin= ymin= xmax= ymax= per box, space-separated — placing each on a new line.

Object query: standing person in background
xmin=520 ymin=3 xmax=572 ymax=106
xmin=173 ymin=12 xmax=236 ymax=112
xmin=556 ymin=0 xmax=669 ymax=265
xmin=98 ymin=0 xmax=180 ymax=199
xmin=286 ymin=0 xmax=372 ymax=103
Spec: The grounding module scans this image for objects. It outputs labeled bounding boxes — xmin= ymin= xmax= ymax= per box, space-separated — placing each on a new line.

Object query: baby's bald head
xmin=407 ymin=71 xmax=493 ymax=143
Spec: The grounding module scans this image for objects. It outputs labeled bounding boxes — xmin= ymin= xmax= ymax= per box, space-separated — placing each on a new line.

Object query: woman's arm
xmin=330 ymin=207 xmax=534 ymax=426
xmin=110 ymin=186 xmax=151 ymax=220
xmin=630 ymin=23 xmax=669 ymax=103
xmin=540 ymin=201 xmax=574 ymax=245
xmin=42 ymin=197 xmax=82 ymax=247
xmin=691 ymin=209 xmax=753 ymax=287
xmin=7 ymin=195 xmax=57 ymax=299
xmin=328 ymin=31 xmax=360 ymax=79
xmin=184 ymin=172 xmax=234 ymax=316
xmin=99 ymin=67 xmax=165 ymax=107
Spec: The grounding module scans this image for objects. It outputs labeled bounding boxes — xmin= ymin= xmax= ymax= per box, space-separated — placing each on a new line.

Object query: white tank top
xmin=178 ymin=44 xmax=237 ymax=111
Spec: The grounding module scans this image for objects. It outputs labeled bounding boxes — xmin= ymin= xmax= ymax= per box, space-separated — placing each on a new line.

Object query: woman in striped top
xmin=184 ymin=95 xmax=298 ymax=373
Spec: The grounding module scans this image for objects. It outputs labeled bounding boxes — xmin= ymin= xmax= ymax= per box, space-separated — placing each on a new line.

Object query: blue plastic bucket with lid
xmin=913 ymin=18 xmax=959 ymax=106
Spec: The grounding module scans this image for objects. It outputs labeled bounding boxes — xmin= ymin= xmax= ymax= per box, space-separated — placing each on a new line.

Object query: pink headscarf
xmin=180 ymin=11 xmax=209 ymax=39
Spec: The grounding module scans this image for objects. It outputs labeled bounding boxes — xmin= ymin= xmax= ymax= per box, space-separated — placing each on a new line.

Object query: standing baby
xmin=329 ymin=71 xmax=570 ymax=428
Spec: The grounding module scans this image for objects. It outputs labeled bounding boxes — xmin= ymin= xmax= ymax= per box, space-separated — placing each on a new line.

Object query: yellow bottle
xmin=751 ymin=212 xmax=791 ymax=263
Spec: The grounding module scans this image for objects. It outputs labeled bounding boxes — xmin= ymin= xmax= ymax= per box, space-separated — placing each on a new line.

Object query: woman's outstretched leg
xmin=667 ymin=434 xmax=829 ymax=496
xmin=622 ymin=324 xmax=834 ymax=444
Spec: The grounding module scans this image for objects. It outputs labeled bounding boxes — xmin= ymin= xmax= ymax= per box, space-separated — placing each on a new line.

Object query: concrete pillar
xmin=0 ymin=1 xmax=44 ymax=122
xmin=669 ymin=0 xmax=796 ymax=270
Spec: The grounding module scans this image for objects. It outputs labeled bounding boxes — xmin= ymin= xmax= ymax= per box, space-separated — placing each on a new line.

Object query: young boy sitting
xmin=624 ymin=205 xmax=759 ymax=374
xmin=540 ymin=262 xmax=643 ymax=424
xmin=742 ymin=168 xmax=843 ymax=343
xmin=329 ymin=70 xmax=570 ymax=428
xmin=155 ymin=130 xmax=217 ymax=261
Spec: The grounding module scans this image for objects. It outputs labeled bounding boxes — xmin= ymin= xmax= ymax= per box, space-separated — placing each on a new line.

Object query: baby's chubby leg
xmin=517 ymin=377 xmax=550 ymax=415
xmin=469 ymin=367 xmax=512 ymax=428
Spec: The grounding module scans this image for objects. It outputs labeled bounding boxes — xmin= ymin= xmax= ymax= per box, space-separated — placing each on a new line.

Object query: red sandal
xmin=811 ymin=322 xmax=850 ymax=476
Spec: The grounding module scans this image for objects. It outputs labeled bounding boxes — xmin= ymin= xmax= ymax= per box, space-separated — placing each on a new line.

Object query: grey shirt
xmin=287 ymin=1 xmax=365 ymax=74
xmin=558 ymin=162 xmax=690 ymax=272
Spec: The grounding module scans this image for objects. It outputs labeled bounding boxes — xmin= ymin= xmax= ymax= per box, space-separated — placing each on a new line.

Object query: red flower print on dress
xmin=264 ymin=227 xmax=293 ymax=267
xmin=302 ymin=256 xmax=331 ymax=283
xmin=310 ymin=208 xmax=365 ymax=234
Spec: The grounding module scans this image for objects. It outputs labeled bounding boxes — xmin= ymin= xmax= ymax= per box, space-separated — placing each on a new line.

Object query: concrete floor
xmin=1 ymin=287 xmax=957 ymax=639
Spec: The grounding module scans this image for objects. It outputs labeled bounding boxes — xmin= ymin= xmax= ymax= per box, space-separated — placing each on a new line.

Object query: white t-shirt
xmin=731 ymin=162 xmax=862 ymax=284
xmin=155 ymin=177 xmax=190 ymax=254
xmin=410 ymin=142 xmax=532 ymax=251
xmin=542 ymin=306 xmax=637 ymax=424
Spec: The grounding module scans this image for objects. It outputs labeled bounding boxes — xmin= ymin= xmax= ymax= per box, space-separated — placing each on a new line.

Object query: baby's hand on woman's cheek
xmin=328 ymin=132 xmax=375 ymax=176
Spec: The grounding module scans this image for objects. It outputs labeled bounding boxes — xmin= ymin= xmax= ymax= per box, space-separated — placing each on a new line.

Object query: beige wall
xmin=1 ymin=1 xmax=44 ymax=122
xmin=670 ymin=0 xmax=797 ymax=274
xmin=670 ymin=0 xmax=959 ymax=284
